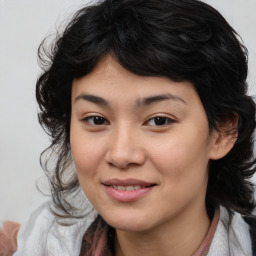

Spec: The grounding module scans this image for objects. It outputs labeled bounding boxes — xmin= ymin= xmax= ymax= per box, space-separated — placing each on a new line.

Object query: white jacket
xmin=13 ymin=201 xmax=254 ymax=256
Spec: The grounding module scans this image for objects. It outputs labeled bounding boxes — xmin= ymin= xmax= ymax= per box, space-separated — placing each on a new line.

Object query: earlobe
xmin=209 ymin=113 xmax=239 ymax=160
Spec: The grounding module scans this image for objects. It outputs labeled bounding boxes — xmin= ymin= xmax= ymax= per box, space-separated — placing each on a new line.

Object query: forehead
xmin=72 ymin=55 xmax=201 ymax=108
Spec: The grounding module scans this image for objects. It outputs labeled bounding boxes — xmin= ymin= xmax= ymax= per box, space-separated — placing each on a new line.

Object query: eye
xmin=145 ymin=116 xmax=174 ymax=126
xmin=82 ymin=115 xmax=109 ymax=126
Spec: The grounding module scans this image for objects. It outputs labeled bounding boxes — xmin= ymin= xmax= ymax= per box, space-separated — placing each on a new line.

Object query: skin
xmin=70 ymin=55 xmax=236 ymax=256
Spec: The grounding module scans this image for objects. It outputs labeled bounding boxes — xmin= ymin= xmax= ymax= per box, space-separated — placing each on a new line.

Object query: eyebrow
xmin=74 ymin=93 xmax=186 ymax=107
xmin=74 ymin=94 xmax=109 ymax=106
xmin=136 ymin=93 xmax=186 ymax=106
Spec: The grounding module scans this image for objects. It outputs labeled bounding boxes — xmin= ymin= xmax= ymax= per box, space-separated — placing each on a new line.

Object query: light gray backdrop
xmin=0 ymin=0 xmax=255 ymax=223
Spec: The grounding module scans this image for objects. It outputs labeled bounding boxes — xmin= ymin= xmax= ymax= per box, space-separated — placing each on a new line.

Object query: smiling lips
xmin=103 ymin=179 xmax=156 ymax=202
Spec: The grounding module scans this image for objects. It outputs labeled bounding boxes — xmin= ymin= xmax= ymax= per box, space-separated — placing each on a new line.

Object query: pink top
xmin=0 ymin=210 xmax=219 ymax=256
xmin=192 ymin=209 xmax=220 ymax=256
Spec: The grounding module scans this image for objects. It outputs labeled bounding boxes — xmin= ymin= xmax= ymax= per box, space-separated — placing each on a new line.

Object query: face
xmin=70 ymin=55 xmax=218 ymax=233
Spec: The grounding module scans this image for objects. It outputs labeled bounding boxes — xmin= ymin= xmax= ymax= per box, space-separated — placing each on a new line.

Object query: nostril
xmin=105 ymin=146 xmax=146 ymax=169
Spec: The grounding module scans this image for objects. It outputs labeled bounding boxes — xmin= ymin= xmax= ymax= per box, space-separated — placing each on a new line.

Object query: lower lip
xmin=104 ymin=185 xmax=155 ymax=202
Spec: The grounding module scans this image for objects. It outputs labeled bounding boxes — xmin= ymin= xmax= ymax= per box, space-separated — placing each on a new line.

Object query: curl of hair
xmin=36 ymin=0 xmax=256 ymax=219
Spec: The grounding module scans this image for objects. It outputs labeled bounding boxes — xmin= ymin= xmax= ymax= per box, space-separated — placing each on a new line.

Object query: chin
xmin=100 ymin=211 xmax=154 ymax=232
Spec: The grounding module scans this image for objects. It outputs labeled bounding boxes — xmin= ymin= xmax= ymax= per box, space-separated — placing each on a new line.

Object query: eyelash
xmin=82 ymin=116 xmax=109 ymax=126
xmin=81 ymin=115 xmax=175 ymax=127
xmin=144 ymin=116 xmax=175 ymax=126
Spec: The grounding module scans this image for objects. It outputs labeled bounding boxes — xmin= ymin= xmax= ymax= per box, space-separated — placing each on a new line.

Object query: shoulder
xmin=208 ymin=206 xmax=255 ymax=256
xmin=243 ymin=215 xmax=256 ymax=255
xmin=13 ymin=200 xmax=97 ymax=256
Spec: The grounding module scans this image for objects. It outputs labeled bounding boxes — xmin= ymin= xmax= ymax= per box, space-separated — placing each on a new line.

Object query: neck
xmin=114 ymin=205 xmax=211 ymax=256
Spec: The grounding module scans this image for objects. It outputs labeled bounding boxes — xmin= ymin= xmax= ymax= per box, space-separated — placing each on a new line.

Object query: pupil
xmin=155 ymin=117 xmax=166 ymax=125
xmin=94 ymin=116 xmax=104 ymax=125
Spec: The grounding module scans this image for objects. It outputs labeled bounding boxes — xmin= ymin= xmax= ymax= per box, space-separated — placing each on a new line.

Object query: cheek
xmin=70 ymin=128 xmax=105 ymax=179
xmin=150 ymin=138 xmax=209 ymax=212
xmin=70 ymin=133 xmax=106 ymax=205
xmin=150 ymin=131 xmax=210 ymax=183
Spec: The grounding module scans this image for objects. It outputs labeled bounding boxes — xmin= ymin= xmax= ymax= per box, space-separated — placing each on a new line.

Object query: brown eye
xmin=83 ymin=116 xmax=109 ymax=125
xmin=146 ymin=116 xmax=174 ymax=126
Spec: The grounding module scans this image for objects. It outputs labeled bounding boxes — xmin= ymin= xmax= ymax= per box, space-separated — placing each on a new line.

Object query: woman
xmin=1 ymin=0 xmax=256 ymax=255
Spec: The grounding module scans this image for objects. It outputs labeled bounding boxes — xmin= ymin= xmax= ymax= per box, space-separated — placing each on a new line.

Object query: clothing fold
xmin=1 ymin=202 xmax=254 ymax=256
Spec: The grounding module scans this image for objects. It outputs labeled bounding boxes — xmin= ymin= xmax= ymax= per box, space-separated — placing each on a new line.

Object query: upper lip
xmin=102 ymin=178 xmax=156 ymax=187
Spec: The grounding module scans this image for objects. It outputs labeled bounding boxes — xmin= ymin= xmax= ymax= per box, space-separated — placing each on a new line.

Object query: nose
xmin=105 ymin=125 xmax=146 ymax=169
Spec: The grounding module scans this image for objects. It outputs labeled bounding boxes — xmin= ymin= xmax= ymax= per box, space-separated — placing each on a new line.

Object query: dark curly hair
xmin=36 ymin=0 xmax=256 ymax=219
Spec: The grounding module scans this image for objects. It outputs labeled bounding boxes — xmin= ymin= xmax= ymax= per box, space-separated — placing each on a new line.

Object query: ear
xmin=209 ymin=113 xmax=239 ymax=160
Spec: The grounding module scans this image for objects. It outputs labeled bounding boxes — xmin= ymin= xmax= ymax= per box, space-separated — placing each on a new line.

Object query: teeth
xmin=111 ymin=185 xmax=144 ymax=191
xmin=126 ymin=185 xmax=141 ymax=191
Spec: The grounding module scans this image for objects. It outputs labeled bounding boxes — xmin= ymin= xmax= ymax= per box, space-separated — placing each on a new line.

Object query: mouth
xmin=103 ymin=178 xmax=156 ymax=186
xmin=102 ymin=179 xmax=156 ymax=202
xmin=107 ymin=185 xmax=153 ymax=191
